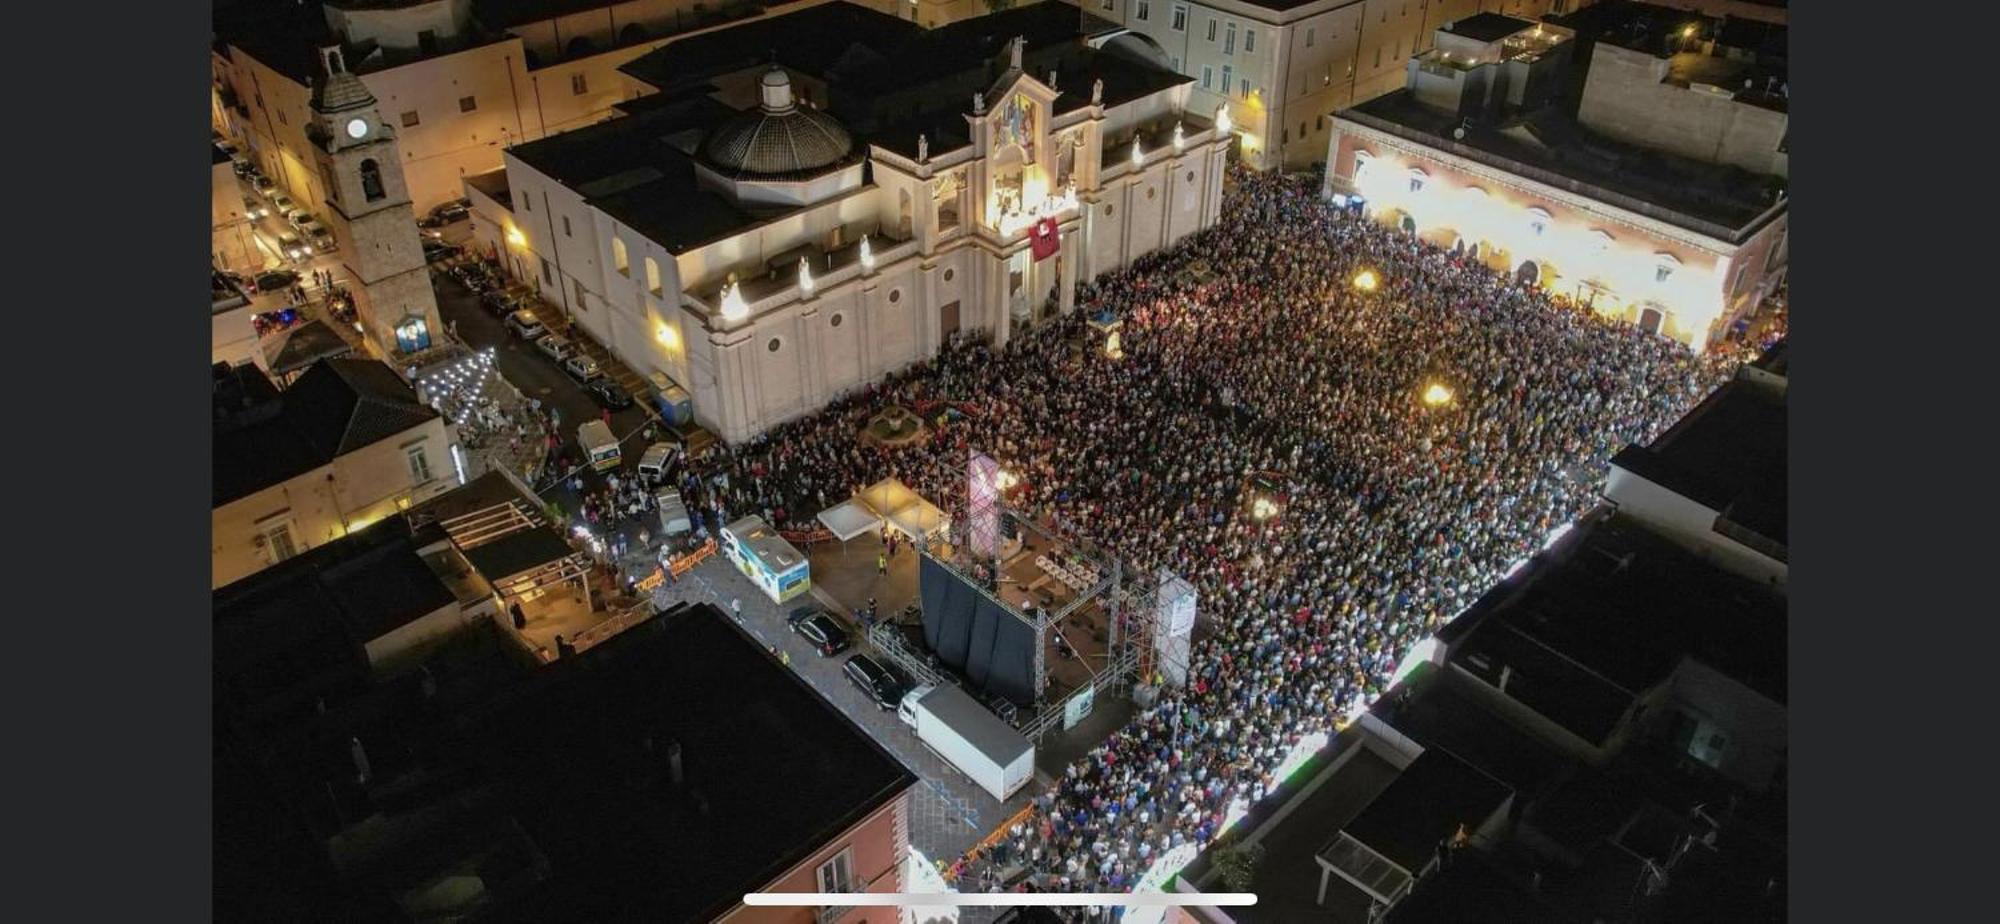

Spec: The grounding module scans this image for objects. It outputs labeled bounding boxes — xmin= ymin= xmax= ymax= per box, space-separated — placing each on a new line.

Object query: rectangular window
xmin=1201 ymin=65 xmax=1213 ymax=90
xmin=574 ymin=279 xmax=587 ymax=310
xmin=1240 ymin=79 xmax=1251 ymax=99
xmin=816 ymin=848 xmax=855 ymax=893
xmin=1171 ymin=4 xmax=1187 ymax=31
xmin=1136 ymin=1 xmax=1149 ymax=21
xmin=417 ymin=29 xmax=438 ymax=52
xmin=541 ymin=258 xmax=553 ymax=286
xmin=572 ymin=73 xmax=588 ymax=95
xmin=1245 ymin=28 xmax=1255 ymax=54
xmin=1656 ymin=264 xmax=1675 ymax=283
xmin=1374 ymin=46 xmax=1382 ymax=69
xmin=1394 ymin=40 xmax=1402 ymax=60
xmin=1221 ymin=65 xmax=1232 ymax=95
xmin=1101 ymin=0 xmax=1112 ymax=9
xmin=1306 ymin=27 xmax=1314 ymax=48
xmin=1172 ymin=56 xmax=1181 ymax=72
xmin=646 ymin=258 xmax=663 ymax=296
xmin=276 ymin=110 xmax=286 ymax=125
xmin=407 ymin=445 xmax=433 ymax=484
xmin=458 ymin=95 xmax=477 ymax=113
xmin=612 ymin=237 xmax=629 ymax=275
xmin=263 ymin=521 xmax=299 ymax=564
xmin=401 ymin=110 xmax=420 ymax=127
xmin=562 ymin=215 xmax=572 ymax=237
xmin=1206 ymin=19 xmax=1217 ymax=42
xmin=1224 ymin=22 xmax=1236 ymax=55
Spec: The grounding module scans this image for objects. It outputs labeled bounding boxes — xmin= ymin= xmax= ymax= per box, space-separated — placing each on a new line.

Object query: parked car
xmin=297 ymin=216 xmax=331 ymax=241
xmin=535 ymin=333 xmax=574 ymax=362
xmin=479 ymin=287 xmax=520 ymax=314
xmin=419 ymin=199 xmax=471 ymax=228
xmin=306 ymin=227 xmax=336 ymax=253
xmin=504 ymin=309 xmax=546 ymax=340
xmin=242 ymin=196 xmax=269 ymax=220
xmin=285 ymin=208 xmax=312 ymax=231
xmin=217 ymin=140 xmax=239 ymax=158
xmin=787 ymin=610 xmax=851 ymax=657
xmin=276 ymin=231 xmax=311 ymax=260
xmin=254 ymin=269 xmax=299 ymax=292
xmin=252 ymin=175 xmax=277 ymax=194
xmin=423 ymin=239 xmax=460 ymax=264
xmin=233 ymin=159 xmax=256 ymax=178
xmin=562 ymin=354 xmax=601 ymax=381
xmin=270 ymin=192 xmax=296 ymax=215
xmin=585 ymin=376 xmax=634 ymax=410
xmin=844 ymin=654 xmax=909 ymax=710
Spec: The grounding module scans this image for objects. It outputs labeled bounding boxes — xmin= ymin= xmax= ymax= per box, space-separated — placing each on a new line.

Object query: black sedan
xmin=254 ymin=269 xmax=299 ymax=293
xmin=786 ymin=610 xmax=851 ymax=657
xmin=843 ymin=654 xmax=909 ymax=710
xmin=584 ymin=376 xmax=634 ymax=409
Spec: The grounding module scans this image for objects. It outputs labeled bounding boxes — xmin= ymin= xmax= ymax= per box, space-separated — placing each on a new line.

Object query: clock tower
xmin=307 ymin=45 xmax=440 ymax=358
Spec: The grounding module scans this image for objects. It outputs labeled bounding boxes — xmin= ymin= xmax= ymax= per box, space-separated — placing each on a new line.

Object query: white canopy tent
xmin=853 ymin=478 xmax=952 ymax=543
xmin=816 ymin=499 xmax=883 ymax=542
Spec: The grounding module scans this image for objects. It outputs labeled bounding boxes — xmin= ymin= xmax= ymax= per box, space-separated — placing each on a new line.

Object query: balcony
xmin=685 ymin=228 xmax=920 ymax=326
xmin=1101 ymin=110 xmax=1225 ymax=177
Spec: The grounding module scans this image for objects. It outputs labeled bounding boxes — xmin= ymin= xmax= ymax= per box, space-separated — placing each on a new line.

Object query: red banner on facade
xmin=1031 ymin=217 xmax=1060 ymax=261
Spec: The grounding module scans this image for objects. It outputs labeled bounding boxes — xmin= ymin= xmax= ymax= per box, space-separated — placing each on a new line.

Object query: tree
xmin=1211 ymin=840 xmax=1266 ymax=893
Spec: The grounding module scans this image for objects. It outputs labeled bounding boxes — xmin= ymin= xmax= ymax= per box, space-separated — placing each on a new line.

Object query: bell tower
xmin=308 ymin=45 xmax=440 ymax=358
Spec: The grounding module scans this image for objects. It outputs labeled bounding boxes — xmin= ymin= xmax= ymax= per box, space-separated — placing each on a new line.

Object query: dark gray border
xmin=16 ymin=0 xmax=211 ymax=920
xmin=1791 ymin=5 xmax=1993 ymax=922
xmin=13 ymin=3 xmax=1993 ymax=921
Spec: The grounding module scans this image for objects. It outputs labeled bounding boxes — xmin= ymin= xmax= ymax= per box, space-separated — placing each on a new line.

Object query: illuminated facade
xmin=1324 ymin=11 xmax=1787 ymax=351
xmin=471 ymin=4 xmax=1229 ymax=444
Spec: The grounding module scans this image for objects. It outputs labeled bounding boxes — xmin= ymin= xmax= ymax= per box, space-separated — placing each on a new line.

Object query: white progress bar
xmin=742 ymin=893 xmax=1257 ymax=907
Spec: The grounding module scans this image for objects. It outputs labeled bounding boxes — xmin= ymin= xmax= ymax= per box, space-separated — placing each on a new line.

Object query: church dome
xmin=701 ymin=68 xmax=854 ymax=177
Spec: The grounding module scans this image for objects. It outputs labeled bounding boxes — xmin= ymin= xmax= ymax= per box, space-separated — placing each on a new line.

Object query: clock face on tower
xmin=346 ymin=118 xmax=369 ymax=140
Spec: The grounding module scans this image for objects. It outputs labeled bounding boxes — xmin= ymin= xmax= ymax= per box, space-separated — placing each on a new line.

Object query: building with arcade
xmin=1322 ymin=8 xmax=1788 ymax=352
xmin=467 ymin=1 xmax=1231 ymax=444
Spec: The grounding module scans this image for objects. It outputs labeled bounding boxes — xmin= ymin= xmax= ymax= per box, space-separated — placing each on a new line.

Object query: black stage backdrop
xmin=920 ymin=555 xmax=1038 ymax=705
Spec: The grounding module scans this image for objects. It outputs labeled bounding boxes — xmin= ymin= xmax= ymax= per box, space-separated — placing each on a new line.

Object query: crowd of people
xmin=670 ymin=168 xmax=1752 ymax=898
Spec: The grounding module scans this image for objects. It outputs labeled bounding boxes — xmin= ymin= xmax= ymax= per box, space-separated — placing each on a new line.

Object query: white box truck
xmin=898 ymin=683 xmax=1034 ymax=802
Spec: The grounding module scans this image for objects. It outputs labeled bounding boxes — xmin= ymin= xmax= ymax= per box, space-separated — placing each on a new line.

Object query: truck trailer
xmin=898 ymin=683 xmax=1034 ymax=802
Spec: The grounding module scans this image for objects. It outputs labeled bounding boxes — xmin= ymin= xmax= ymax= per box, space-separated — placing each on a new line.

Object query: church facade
xmin=469 ymin=3 xmax=1230 ymax=445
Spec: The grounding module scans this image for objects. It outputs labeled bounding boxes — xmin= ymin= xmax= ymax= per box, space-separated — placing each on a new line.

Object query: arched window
xmin=1526 ymin=207 xmax=1551 ymax=238
xmin=612 ymin=237 xmax=629 ymax=276
xmin=1352 ymin=151 xmax=1371 ymax=181
xmin=1406 ymin=167 xmax=1428 ymax=194
xmin=645 ymin=258 xmax=662 ymax=296
xmin=1653 ymin=252 xmax=1681 ymax=284
xmin=359 ymin=159 xmax=385 ymax=203
xmin=1589 ymin=229 xmax=1613 ymax=254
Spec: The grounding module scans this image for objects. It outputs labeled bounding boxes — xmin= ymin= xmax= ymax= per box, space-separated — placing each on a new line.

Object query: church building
xmin=466 ymin=2 xmax=1231 ymax=445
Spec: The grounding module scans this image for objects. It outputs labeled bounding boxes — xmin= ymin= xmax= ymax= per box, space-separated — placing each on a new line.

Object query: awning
xmin=858 ymin=478 xmax=950 ymax=541
xmin=816 ymin=499 xmax=883 ymax=542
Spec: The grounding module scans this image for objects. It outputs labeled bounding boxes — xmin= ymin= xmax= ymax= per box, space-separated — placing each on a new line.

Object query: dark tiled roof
xmin=1611 ymin=377 xmax=1786 ymax=545
xmin=1443 ymin=12 xmax=1537 ymax=43
xmin=473 ymin=606 xmax=914 ymax=921
xmin=1441 ymin=512 xmax=1787 ymax=728
xmin=473 ymin=0 xmax=655 ymax=29
xmin=215 ymin=515 xmax=457 ymax=645
xmin=460 ymin=528 xmax=576 ymax=582
xmin=1342 ymin=749 xmax=1513 ymax=871
xmin=213 ymin=359 xmax=439 ymax=507
xmin=1343 ymin=91 xmax=1785 ymax=237
xmin=265 ymin=319 xmax=355 ymax=374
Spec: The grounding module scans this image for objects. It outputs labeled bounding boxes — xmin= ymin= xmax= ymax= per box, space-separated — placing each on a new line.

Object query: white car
xmin=562 ymin=354 xmax=602 ymax=381
xmin=242 ymin=196 xmax=269 ymax=220
xmin=505 ymin=309 xmax=546 ymax=340
xmin=277 ymin=232 xmax=311 ymax=261
xmin=535 ymin=333 xmax=574 ymax=362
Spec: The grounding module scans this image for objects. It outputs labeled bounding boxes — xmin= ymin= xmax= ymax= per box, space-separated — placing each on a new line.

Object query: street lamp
xmin=798 ymin=256 xmax=815 ymax=297
xmin=1132 ymin=137 xmax=1144 ymax=168
xmin=1251 ymin=497 xmax=1280 ymax=521
xmin=1422 ymin=383 xmax=1455 ymax=407
xmin=1353 ymin=269 xmax=1379 ymax=292
xmin=1173 ymin=121 xmax=1186 ymax=153
xmin=719 ymin=277 xmax=749 ymax=321
xmin=859 ymin=234 xmax=875 ymax=273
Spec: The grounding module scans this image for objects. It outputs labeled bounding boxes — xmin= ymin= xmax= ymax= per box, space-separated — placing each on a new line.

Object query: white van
xmin=636 ymin=442 xmax=679 ymax=481
xmin=578 ymin=420 xmax=621 ymax=473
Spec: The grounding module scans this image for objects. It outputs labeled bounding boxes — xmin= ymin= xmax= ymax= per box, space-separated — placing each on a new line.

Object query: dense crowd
xmin=677 ymin=168 xmax=1748 ymax=898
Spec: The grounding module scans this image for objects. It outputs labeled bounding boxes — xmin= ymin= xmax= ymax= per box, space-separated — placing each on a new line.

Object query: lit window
xmin=262 ymin=520 xmax=299 ymax=564
xmin=407 ymin=445 xmax=433 ymax=483
xmin=816 ymin=847 xmax=855 ymax=893
xmin=613 ymin=237 xmax=629 ymax=275
xmin=646 ymin=258 xmax=662 ymax=296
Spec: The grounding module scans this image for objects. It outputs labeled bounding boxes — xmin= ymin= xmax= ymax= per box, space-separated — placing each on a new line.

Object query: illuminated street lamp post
xmin=1352 ymin=269 xmax=1379 ymax=293
xmin=1422 ymin=383 xmax=1455 ymax=408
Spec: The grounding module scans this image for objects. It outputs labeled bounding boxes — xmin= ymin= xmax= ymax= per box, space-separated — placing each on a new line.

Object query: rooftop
xmin=1611 ymin=376 xmax=1787 ymax=548
xmin=1342 ymin=91 xmax=1785 ymax=238
xmin=1368 ymin=661 xmax=1572 ymax=794
xmin=219 ymin=1 xmax=510 ymax=85
xmin=464 ymin=167 xmax=511 ymax=210
xmin=216 ymin=514 xmax=457 ymax=644
xmin=464 ymin=606 xmax=915 ymax=921
xmin=1439 ymin=511 xmax=1787 ymax=746
xmin=1442 ymin=12 xmax=1538 ymax=44
xmin=213 ymin=359 xmax=440 ymax=507
xmin=1340 ymin=749 xmax=1513 ymax=872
